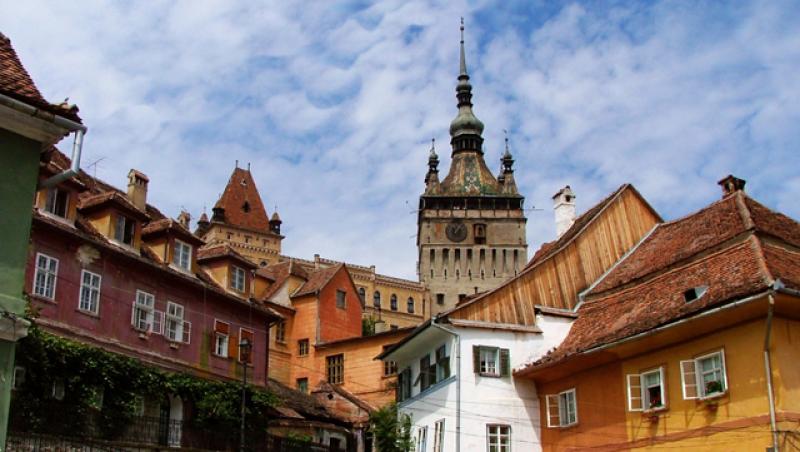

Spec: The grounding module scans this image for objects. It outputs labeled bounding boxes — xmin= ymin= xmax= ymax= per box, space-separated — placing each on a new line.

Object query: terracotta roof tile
xmin=141 ymin=218 xmax=204 ymax=245
xmin=590 ymin=192 xmax=799 ymax=295
xmin=761 ymin=244 xmax=800 ymax=291
xmin=77 ymin=191 xmax=150 ymax=221
xmin=0 ymin=33 xmax=81 ymax=122
xmin=532 ymin=238 xmax=770 ymax=368
xmin=293 ymin=264 xmax=343 ymax=298
xmin=196 ymin=243 xmax=256 ymax=268
xmin=213 ymin=167 xmax=271 ymax=232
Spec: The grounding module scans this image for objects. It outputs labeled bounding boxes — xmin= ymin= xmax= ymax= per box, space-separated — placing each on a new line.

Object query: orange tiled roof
xmin=525 ymin=190 xmax=800 ymax=371
xmin=213 ymin=167 xmax=271 ymax=232
xmin=293 ymin=264 xmax=343 ymax=298
xmin=77 ymin=191 xmax=150 ymax=221
xmin=196 ymin=243 xmax=256 ymax=268
xmin=0 ymin=33 xmax=81 ymax=123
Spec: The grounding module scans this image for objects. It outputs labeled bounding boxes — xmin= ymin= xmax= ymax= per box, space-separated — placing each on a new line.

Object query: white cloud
xmin=2 ymin=0 xmax=799 ymax=280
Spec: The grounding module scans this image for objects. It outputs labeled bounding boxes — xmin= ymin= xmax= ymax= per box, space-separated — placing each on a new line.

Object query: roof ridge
xmin=581 ymin=236 xmax=758 ymax=310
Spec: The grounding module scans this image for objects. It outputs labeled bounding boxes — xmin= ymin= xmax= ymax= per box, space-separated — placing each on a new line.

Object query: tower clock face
xmin=446 ymin=222 xmax=467 ymax=242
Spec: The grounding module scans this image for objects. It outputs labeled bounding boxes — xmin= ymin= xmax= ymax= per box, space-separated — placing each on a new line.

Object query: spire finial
xmin=431 ymin=137 xmax=436 ymax=153
xmin=459 ymin=17 xmax=467 ymax=77
xmin=503 ymin=129 xmax=510 ymax=155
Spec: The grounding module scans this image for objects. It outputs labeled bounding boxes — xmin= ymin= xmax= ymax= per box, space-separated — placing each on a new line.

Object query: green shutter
xmin=473 ymin=345 xmax=480 ymax=373
xmin=500 ymin=348 xmax=511 ymax=377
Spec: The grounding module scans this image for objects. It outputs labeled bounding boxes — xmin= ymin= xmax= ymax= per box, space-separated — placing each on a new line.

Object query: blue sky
xmin=3 ymin=0 xmax=799 ymax=279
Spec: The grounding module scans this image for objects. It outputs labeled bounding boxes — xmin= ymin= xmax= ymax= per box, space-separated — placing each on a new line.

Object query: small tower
xmin=197 ymin=165 xmax=284 ymax=266
xmin=424 ymin=139 xmax=441 ymax=194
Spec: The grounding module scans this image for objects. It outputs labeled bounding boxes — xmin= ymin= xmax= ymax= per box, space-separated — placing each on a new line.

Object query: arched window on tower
xmin=407 ymin=297 xmax=415 ymax=314
xmin=373 ymin=291 xmax=381 ymax=309
xmin=390 ymin=294 xmax=398 ymax=311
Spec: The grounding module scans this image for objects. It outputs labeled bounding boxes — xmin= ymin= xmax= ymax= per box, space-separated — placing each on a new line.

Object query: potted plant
xmin=705 ymin=380 xmax=723 ymax=395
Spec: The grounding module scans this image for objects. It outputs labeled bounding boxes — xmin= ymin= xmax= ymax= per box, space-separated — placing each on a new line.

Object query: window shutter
xmin=473 ymin=345 xmax=480 ymax=373
xmin=627 ymin=374 xmax=643 ymax=411
xmin=182 ymin=321 xmax=191 ymax=344
xmin=546 ymin=394 xmax=561 ymax=428
xmin=130 ymin=302 xmax=136 ymax=327
xmin=499 ymin=349 xmax=511 ymax=377
xmin=214 ymin=320 xmax=229 ymax=335
xmin=229 ymin=333 xmax=239 ymax=360
xmin=680 ymin=360 xmax=698 ymax=399
xmin=152 ymin=311 xmax=163 ymax=334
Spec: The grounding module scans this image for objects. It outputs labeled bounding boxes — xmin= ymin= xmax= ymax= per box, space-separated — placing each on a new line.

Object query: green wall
xmin=0 ymin=127 xmax=40 ymax=315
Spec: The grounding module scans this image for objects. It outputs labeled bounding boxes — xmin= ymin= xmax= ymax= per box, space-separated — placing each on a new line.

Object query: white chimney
xmin=553 ymin=185 xmax=576 ymax=238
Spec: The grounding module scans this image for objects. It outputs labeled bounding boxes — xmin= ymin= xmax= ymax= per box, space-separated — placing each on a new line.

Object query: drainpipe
xmin=0 ymin=93 xmax=88 ymax=189
xmin=431 ymin=319 xmax=460 ymax=452
xmin=765 ymin=281 xmax=782 ymax=452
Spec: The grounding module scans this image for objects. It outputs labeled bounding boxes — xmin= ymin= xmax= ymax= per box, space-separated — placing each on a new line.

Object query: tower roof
xmin=430 ymin=20 xmax=516 ymax=198
xmin=213 ymin=167 xmax=271 ymax=232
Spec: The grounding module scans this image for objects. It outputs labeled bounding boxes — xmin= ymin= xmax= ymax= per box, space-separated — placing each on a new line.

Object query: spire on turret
xmin=425 ymin=138 xmax=441 ymax=194
xmin=502 ymin=130 xmax=514 ymax=174
xmin=499 ymin=130 xmax=519 ymax=195
xmin=449 ymin=18 xmax=485 ymax=152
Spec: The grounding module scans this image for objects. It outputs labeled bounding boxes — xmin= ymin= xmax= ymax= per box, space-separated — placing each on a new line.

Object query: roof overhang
xmin=0 ymin=96 xmax=73 ymax=144
xmin=516 ymin=289 xmax=797 ymax=382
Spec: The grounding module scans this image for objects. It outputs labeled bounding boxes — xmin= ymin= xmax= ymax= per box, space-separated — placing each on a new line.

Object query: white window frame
xmin=172 ymin=240 xmax=192 ymax=271
xmin=546 ymin=388 xmax=578 ymax=428
xmin=131 ymin=290 xmax=155 ymax=332
xmin=214 ymin=319 xmax=229 ymax=357
xmin=165 ymin=301 xmax=184 ymax=342
xmin=231 ymin=266 xmax=246 ymax=292
xmin=486 ymin=424 xmax=510 ymax=452
xmin=480 ymin=347 xmax=499 ymax=376
xmin=627 ymin=366 xmax=666 ymax=412
xmin=682 ymin=349 xmax=728 ymax=400
xmin=433 ymin=419 xmax=445 ymax=452
xmin=33 ymin=253 xmax=59 ymax=300
xmin=416 ymin=426 xmax=428 ymax=452
xmin=78 ymin=270 xmax=102 ymax=314
xmin=114 ymin=214 xmax=136 ymax=246
xmin=43 ymin=187 xmax=69 ymax=218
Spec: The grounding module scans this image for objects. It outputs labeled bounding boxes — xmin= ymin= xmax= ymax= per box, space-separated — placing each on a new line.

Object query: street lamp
xmin=239 ymin=337 xmax=252 ymax=452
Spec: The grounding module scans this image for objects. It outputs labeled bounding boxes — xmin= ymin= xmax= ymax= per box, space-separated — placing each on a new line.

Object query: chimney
xmin=717 ymin=175 xmax=746 ymax=197
xmin=314 ymin=254 xmax=321 ymax=269
xmin=553 ymin=185 xmax=576 ymax=238
xmin=127 ymin=169 xmax=149 ymax=211
xmin=177 ymin=210 xmax=191 ymax=229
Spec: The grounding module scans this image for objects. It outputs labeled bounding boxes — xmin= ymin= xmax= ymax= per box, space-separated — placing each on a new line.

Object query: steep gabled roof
xmin=589 ymin=192 xmax=799 ymax=296
xmin=213 ymin=167 xmax=271 ymax=233
xmin=293 ymin=264 xmax=344 ymax=298
xmin=257 ymin=260 xmax=310 ymax=301
xmin=196 ymin=243 xmax=257 ymax=269
xmin=446 ymin=184 xmax=659 ymax=319
xmin=0 ymin=33 xmax=81 ymax=122
xmin=523 ymin=190 xmax=800 ymax=373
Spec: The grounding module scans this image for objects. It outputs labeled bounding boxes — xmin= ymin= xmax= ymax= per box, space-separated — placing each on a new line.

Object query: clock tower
xmin=418 ymin=21 xmax=527 ymax=315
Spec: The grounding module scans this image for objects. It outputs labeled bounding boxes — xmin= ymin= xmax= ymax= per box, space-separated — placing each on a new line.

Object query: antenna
xmin=86 ymin=156 xmax=106 ymax=178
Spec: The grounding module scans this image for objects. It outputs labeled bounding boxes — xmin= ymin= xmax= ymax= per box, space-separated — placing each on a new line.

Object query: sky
xmin=2 ymin=0 xmax=799 ymax=280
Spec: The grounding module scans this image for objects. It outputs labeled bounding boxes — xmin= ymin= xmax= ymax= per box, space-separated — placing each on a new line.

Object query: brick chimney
xmin=127 ymin=169 xmax=149 ymax=211
xmin=717 ymin=175 xmax=746 ymax=197
xmin=553 ymin=185 xmax=576 ymax=238
xmin=314 ymin=254 xmax=321 ymax=269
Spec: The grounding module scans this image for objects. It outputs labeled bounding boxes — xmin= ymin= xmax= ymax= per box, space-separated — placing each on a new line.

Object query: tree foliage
xmin=370 ymin=403 xmax=414 ymax=452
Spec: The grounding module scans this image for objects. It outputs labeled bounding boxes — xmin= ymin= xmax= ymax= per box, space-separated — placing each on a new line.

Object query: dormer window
xmin=114 ymin=215 xmax=135 ymax=246
xmin=44 ymin=187 xmax=69 ymax=218
xmin=231 ymin=266 xmax=246 ymax=292
xmin=173 ymin=240 xmax=192 ymax=271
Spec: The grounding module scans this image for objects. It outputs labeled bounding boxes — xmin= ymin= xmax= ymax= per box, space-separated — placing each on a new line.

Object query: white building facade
xmin=379 ymin=310 xmax=573 ymax=452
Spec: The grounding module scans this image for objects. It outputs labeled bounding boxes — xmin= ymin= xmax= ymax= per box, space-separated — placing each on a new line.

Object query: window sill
xmin=110 ymin=239 xmax=139 ymax=254
xmin=75 ymin=308 xmax=100 ymax=319
xmin=136 ymin=331 xmax=149 ymax=340
xmin=699 ymin=391 xmax=727 ymax=401
xmin=30 ymin=294 xmax=56 ymax=304
xmin=38 ymin=210 xmax=75 ymax=227
xmin=551 ymin=422 xmax=579 ymax=430
xmin=168 ymin=342 xmax=180 ymax=349
xmin=211 ymin=353 xmax=231 ymax=360
xmin=643 ymin=406 xmax=667 ymax=414
xmin=478 ymin=372 xmax=501 ymax=378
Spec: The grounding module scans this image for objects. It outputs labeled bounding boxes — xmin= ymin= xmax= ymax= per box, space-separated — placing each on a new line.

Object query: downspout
xmin=0 ymin=93 xmax=88 ymax=189
xmin=431 ymin=319 xmax=460 ymax=452
xmin=765 ymin=281 xmax=782 ymax=452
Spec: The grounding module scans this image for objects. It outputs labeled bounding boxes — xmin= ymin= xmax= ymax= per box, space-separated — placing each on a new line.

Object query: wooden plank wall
xmin=449 ymin=188 xmax=660 ymax=325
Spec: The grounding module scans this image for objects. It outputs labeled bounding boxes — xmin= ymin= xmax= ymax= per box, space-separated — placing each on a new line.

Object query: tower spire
xmin=449 ymin=18 xmax=485 ymax=152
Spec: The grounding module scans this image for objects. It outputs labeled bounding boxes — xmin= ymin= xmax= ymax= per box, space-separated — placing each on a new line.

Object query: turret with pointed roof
xmin=197 ymin=164 xmax=284 ymax=267
xmin=417 ymin=20 xmax=528 ymax=315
